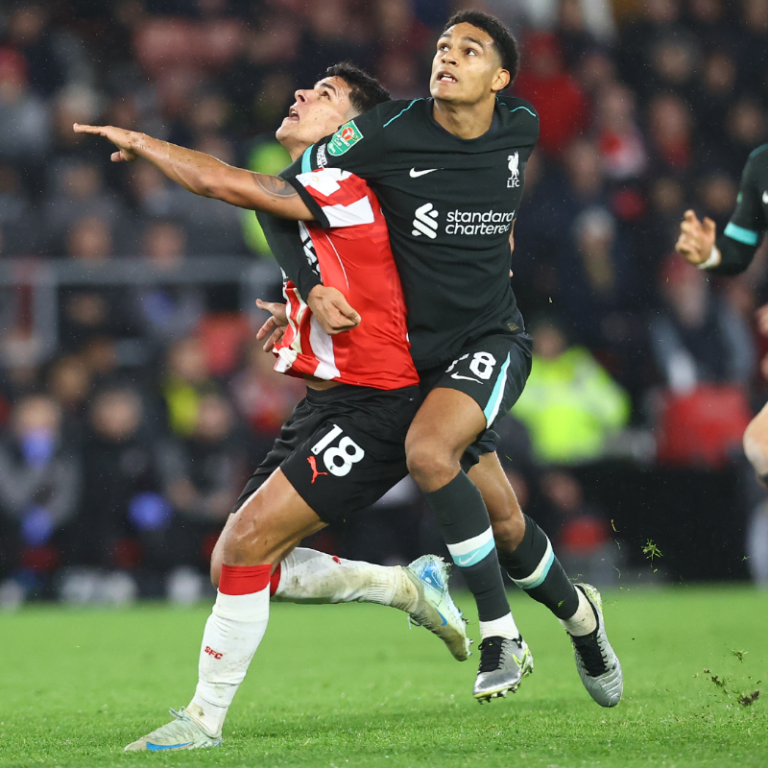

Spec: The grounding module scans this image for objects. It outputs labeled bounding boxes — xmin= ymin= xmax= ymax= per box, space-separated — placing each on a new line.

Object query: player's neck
xmin=432 ymin=97 xmax=496 ymax=140
xmin=285 ymin=142 xmax=310 ymax=162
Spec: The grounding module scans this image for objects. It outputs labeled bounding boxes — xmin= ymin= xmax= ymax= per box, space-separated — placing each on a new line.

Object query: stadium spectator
xmin=650 ymin=255 xmax=755 ymax=393
xmin=131 ymin=219 xmax=204 ymax=350
xmin=512 ymin=317 xmax=630 ymax=464
xmin=160 ymin=336 xmax=220 ymax=438
xmin=64 ymin=387 xmax=167 ymax=600
xmin=159 ymin=392 xmax=244 ymax=601
xmin=514 ymin=31 xmax=588 ymax=157
xmin=0 ymin=395 xmax=79 ymax=606
xmin=540 ymin=469 xmax=618 ymax=586
xmin=0 ymin=46 xmax=51 ymax=165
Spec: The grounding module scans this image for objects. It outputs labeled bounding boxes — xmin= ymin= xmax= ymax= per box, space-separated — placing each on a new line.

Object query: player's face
xmin=276 ymin=76 xmax=356 ymax=152
xmin=430 ymin=23 xmax=510 ymax=106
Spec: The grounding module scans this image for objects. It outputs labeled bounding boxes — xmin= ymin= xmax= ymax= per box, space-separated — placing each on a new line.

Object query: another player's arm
xmin=676 ymin=155 xmax=767 ymax=275
xmin=258 ymin=212 xmax=360 ymax=335
xmin=72 ymin=123 xmax=314 ymax=221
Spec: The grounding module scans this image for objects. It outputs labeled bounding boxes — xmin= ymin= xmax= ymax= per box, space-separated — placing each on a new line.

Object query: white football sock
xmin=479 ymin=611 xmax=520 ymax=640
xmin=273 ymin=548 xmax=417 ymax=613
xmin=188 ymin=587 xmax=269 ymax=736
xmin=559 ymin=587 xmax=597 ymax=637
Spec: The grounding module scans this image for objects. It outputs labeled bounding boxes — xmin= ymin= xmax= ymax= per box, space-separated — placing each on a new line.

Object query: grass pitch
xmin=1 ymin=586 xmax=766 ymax=768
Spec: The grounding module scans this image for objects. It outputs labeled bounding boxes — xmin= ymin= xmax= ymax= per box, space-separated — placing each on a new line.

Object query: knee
xmin=744 ymin=420 xmax=768 ymax=477
xmin=406 ymin=439 xmax=458 ymax=491
xmin=210 ymin=558 xmax=221 ymax=588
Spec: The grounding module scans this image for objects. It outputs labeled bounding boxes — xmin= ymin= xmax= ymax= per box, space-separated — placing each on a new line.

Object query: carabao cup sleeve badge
xmin=327 ymin=121 xmax=364 ymax=156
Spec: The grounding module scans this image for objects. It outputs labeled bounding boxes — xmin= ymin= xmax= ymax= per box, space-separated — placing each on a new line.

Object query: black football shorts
xmin=418 ymin=331 xmax=533 ymax=467
xmin=233 ymin=384 xmax=420 ymax=524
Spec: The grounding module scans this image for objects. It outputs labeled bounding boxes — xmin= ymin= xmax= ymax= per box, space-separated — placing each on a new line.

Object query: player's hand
xmin=675 ymin=209 xmax=717 ymax=265
xmin=307 ymin=285 xmax=361 ymax=335
xmin=255 ymin=298 xmax=288 ymax=352
xmin=755 ymin=303 xmax=768 ymax=337
xmin=73 ymin=123 xmax=141 ymax=163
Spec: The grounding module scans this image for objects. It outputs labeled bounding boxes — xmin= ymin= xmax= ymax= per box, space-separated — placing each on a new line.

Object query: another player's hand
xmin=255 ymin=298 xmax=288 ymax=352
xmin=755 ymin=303 xmax=768 ymax=337
xmin=307 ymin=285 xmax=361 ymax=335
xmin=73 ymin=123 xmax=141 ymax=163
xmin=675 ymin=209 xmax=717 ymax=265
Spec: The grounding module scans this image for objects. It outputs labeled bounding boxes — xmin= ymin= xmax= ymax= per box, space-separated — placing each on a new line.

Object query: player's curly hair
xmin=444 ymin=10 xmax=520 ymax=84
xmin=324 ymin=62 xmax=391 ymax=115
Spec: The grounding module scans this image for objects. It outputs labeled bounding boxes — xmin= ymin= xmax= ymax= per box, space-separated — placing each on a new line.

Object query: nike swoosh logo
xmin=147 ymin=742 xmax=193 ymax=751
xmin=763 ymin=191 xmax=768 ymax=204
xmin=436 ymin=610 xmax=448 ymax=627
xmin=450 ymin=373 xmax=481 ymax=383
xmin=455 ymin=551 xmax=484 ymax=567
xmin=410 ymin=168 xmax=439 ymax=178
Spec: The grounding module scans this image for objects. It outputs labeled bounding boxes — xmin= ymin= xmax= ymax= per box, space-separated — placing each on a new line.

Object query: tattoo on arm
xmin=254 ymin=175 xmax=299 ymax=200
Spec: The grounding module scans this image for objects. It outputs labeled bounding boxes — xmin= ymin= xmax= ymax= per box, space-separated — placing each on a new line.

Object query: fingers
xmin=255 ymin=316 xmax=278 ymax=340
xmin=72 ymin=123 xmax=103 ymax=135
xmin=262 ymin=326 xmax=285 ymax=352
xmin=332 ymin=295 xmax=361 ymax=326
xmin=703 ymin=216 xmax=717 ymax=236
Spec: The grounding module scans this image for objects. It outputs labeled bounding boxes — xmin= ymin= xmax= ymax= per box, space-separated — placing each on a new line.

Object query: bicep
xmin=211 ymin=167 xmax=314 ymax=220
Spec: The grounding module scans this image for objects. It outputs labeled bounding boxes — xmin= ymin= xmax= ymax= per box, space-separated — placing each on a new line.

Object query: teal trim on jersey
xmin=748 ymin=143 xmax=768 ymax=160
xmin=522 ymin=548 xmax=555 ymax=590
xmin=507 ymin=105 xmax=538 ymax=118
xmin=301 ymin=146 xmax=313 ymax=173
xmin=725 ymin=221 xmax=759 ymax=246
xmin=383 ymin=99 xmax=423 ymax=128
xmin=483 ymin=353 xmax=511 ymax=427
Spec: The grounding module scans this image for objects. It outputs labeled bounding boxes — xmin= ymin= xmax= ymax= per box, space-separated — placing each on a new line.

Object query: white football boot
xmin=569 ymin=583 xmax=623 ymax=707
xmin=124 ymin=707 xmax=222 ymax=751
xmin=404 ymin=555 xmax=471 ymax=661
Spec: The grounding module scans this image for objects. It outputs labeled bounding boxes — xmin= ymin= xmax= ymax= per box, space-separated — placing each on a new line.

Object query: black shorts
xmin=233 ymin=384 xmax=420 ymax=524
xmin=418 ymin=332 xmax=533 ymax=467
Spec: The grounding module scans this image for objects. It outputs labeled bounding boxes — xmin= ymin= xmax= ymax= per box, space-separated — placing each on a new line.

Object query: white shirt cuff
xmin=697 ymin=244 xmax=721 ymax=270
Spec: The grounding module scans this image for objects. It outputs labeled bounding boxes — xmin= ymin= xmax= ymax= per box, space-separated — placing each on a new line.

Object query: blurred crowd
xmin=2 ymin=0 xmax=768 ymax=605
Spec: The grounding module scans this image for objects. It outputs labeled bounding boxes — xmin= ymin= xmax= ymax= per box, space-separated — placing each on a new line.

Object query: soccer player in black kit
xmin=76 ymin=10 xmax=623 ymax=715
xmin=676 ymin=144 xmax=768 ymax=486
xmin=264 ymin=10 xmax=622 ymax=706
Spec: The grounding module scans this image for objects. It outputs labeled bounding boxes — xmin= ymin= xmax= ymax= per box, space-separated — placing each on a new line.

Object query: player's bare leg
xmin=406 ymin=387 xmax=531 ymax=700
xmin=211 ymin=520 xmax=471 ymax=662
xmin=469 ymin=452 xmax=623 ymax=707
xmin=743 ymin=403 xmax=768 ymax=482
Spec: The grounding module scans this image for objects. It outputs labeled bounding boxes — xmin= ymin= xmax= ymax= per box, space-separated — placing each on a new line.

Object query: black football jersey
xmin=275 ymin=95 xmax=539 ymax=370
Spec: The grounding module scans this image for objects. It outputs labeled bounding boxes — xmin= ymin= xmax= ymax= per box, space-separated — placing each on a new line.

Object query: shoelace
xmin=572 ymin=632 xmax=609 ymax=677
xmin=478 ymin=636 xmax=512 ymax=673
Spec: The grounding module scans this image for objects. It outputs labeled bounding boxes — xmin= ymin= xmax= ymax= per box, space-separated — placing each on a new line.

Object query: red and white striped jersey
xmin=272 ymin=168 xmax=418 ymax=390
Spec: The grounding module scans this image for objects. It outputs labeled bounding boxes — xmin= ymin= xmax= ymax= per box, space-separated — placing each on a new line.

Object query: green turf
xmin=0 ymin=585 xmax=766 ymax=768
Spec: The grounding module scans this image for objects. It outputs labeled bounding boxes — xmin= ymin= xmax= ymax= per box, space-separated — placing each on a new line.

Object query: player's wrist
xmin=697 ymin=243 xmax=722 ymax=270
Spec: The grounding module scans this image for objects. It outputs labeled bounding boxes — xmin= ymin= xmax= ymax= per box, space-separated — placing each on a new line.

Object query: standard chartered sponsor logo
xmin=447 ymin=208 xmax=515 ymax=235
xmin=412 ymin=202 xmax=439 ymax=238
xmin=412 ymin=204 xmax=516 ymax=237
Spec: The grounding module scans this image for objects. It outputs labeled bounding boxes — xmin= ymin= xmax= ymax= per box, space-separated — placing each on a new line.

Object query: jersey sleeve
xmin=709 ymin=151 xmax=768 ymax=274
xmin=287 ymin=168 xmax=376 ymax=232
xmin=256 ymin=211 xmax=323 ymax=298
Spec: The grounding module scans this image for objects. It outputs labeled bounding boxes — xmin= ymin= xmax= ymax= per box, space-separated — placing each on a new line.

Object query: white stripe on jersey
xmin=309 ymin=315 xmax=340 ymax=379
xmin=296 ymin=168 xmax=351 ymax=196
xmin=321 ymin=197 xmax=375 ymax=228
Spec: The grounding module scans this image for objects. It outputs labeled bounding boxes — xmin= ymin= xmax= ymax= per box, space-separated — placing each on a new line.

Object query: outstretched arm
xmin=72 ymin=123 xmax=314 ymax=221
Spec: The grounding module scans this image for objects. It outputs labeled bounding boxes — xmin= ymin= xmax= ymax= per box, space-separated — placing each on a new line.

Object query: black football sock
xmin=497 ymin=514 xmax=579 ymax=620
xmin=425 ymin=471 xmax=510 ymax=622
